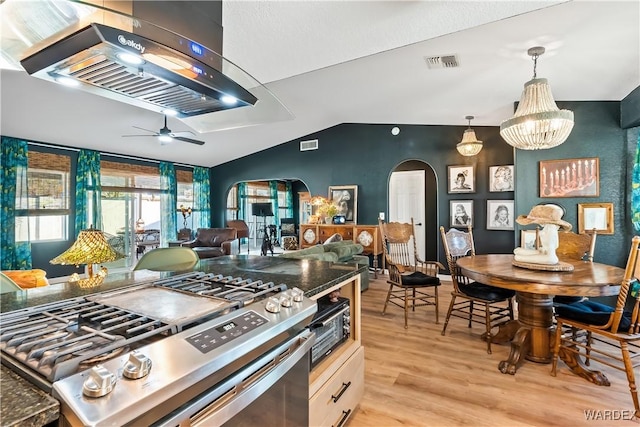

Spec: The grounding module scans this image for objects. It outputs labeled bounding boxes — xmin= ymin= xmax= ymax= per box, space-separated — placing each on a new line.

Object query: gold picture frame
xmin=539 ymin=157 xmax=599 ymax=198
xmin=578 ymin=202 xmax=614 ymax=235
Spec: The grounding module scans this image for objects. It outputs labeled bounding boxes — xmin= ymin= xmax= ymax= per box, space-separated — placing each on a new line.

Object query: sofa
xmin=181 ymin=228 xmax=238 ymax=259
xmin=279 ymin=240 xmax=370 ymax=291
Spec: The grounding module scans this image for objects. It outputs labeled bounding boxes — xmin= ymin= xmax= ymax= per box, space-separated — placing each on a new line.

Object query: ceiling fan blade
xmin=174 ymin=136 xmax=205 ymax=146
xmin=132 ymin=125 xmax=158 ymax=134
xmin=122 ymin=134 xmax=159 ymax=137
xmin=170 ymin=130 xmax=196 ymax=138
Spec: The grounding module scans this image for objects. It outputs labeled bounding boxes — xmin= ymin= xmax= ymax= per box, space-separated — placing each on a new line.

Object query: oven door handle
xmin=311 ymin=306 xmax=349 ymax=328
xmin=154 ymin=329 xmax=315 ymax=427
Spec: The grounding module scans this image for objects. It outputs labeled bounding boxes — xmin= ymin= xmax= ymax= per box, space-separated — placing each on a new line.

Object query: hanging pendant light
xmin=457 ymin=115 xmax=483 ymax=156
xmin=500 ymin=46 xmax=574 ymax=150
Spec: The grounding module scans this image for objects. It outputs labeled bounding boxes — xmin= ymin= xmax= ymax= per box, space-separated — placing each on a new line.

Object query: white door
xmin=389 ymin=170 xmax=426 ymax=262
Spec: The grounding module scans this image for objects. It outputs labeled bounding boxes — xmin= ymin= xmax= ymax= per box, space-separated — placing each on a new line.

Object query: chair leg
xmin=441 ymin=295 xmax=456 ymax=336
xmin=620 ymin=342 xmax=640 ymax=418
xmin=381 ymin=283 xmax=394 ymax=316
xmin=468 ymin=301 xmax=473 ymax=328
xmin=434 ymin=285 xmax=439 ymax=324
xmin=585 ymin=330 xmax=592 ymax=366
xmin=508 ymin=297 xmax=515 ymax=320
xmin=404 ymin=287 xmax=410 ymax=329
xmin=550 ymin=318 xmax=563 ymax=377
xmin=412 ymin=288 xmax=416 ymax=312
xmin=484 ymin=303 xmax=492 ymax=354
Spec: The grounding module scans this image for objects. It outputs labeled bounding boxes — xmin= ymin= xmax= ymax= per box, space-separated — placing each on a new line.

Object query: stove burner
xmin=225 ymin=291 xmax=255 ymax=305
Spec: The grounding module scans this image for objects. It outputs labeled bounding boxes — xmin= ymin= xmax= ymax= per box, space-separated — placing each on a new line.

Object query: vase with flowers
xmin=316 ymin=198 xmax=339 ymax=224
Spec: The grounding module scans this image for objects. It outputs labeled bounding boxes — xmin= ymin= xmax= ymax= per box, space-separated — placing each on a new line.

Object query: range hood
xmin=20 ymin=22 xmax=257 ymax=118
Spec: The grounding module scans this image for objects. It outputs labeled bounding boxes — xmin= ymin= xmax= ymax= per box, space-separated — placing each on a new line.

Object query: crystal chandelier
xmin=500 ymin=46 xmax=574 ymax=150
xmin=457 ymin=115 xmax=483 ymax=156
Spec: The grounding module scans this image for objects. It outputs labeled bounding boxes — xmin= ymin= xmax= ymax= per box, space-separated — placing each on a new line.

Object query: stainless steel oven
xmin=1 ymin=271 xmax=318 ymax=426
xmin=310 ymin=296 xmax=350 ymax=368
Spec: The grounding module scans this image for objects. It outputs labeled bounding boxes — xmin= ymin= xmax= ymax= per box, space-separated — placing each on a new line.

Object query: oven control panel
xmin=186 ymin=311 xmax=268 ymax=353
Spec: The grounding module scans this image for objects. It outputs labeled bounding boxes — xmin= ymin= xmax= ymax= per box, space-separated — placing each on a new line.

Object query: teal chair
xmin=133 ymin=247 xmax=199 ymax=272
xmin=0 ymin=272 xmax=23 ymax=294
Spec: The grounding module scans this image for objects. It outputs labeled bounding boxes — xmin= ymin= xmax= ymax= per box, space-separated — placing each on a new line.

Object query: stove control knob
xmin=123 ymin=350 xmax=152 ymax=380
xmin=265 ymin=297 xmax=281 ymax=313
xmin=279 ymin=294 xmax=293 ymax=308
xmin=83 ymin=365 xmax=117 ymax=398
xmin=290 ymin=287 xmax=304 ymax=302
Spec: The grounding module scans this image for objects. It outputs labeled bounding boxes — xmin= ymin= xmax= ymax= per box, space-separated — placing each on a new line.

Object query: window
xmin=177 ymin=169 xmax=194 ymax=229
xmin=16 ymin=151 xmax=71 ymax=242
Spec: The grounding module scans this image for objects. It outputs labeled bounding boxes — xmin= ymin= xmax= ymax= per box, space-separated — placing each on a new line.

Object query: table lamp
xmin=50 ymin=228 xmax=125 ymax=283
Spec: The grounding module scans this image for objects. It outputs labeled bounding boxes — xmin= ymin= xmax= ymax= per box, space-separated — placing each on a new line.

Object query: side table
xmin=168 ymin=240 xmax=187 ymax=247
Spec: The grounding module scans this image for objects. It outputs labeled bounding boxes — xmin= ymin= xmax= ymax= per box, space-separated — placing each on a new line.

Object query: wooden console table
xmin=299 ymin=224 xmax=384 ymax=277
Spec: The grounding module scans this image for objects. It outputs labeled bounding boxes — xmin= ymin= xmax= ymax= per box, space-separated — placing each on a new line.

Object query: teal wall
xmin=515 ymin=101 xmax=636 ymax=268
xmin=211 ymin=101 xmax=635 ymax=268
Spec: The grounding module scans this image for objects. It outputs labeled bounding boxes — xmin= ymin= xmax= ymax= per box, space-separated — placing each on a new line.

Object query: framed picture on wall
xmin=489 ymin=165 xmax=514 ymax=192
xmin=520 ymin=229 xmax=538 ymax=250
xmin=578 ymin=202 xmax=614 ymax=234
xmin=450 ymin=200 xmax=473 ymax=227
xmin=448 ymin=165 xmax=475 ymax=193
xmin=486 ymin=200 xmax=515 ymax=230
xmin=539 ymin=157 xmax=600 ymax=198
xmin=328 ymin=185 xmax=358 ymax=224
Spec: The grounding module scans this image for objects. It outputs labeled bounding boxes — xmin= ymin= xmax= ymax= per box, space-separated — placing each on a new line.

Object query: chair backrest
xmin=0 ymin=272 xmax=23 ymax=294
xmin=610 ymin=235 xmax=640 ymax=334
xmin=226 ymin=220 xmax=249 ymax=239
xmin=133 ymin=247 xmax=199 ymax=271
xmin=280 ymin=218 xmax=297 ymax=237
xmin=378 ymin=218 xmax=419 ymax=269
xmin=556 ymin=230 xmax=597 ymax=262
xmin=440 ymin=225 xmax=476 ymax=290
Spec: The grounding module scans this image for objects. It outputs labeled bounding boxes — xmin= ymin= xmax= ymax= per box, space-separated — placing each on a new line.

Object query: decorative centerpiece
xmin=513 ymin=204 xmax=574 ymax=271
xmin=179 ymin=205 xmax=192 ymax=239
xmin=311 ymin=196 xmax=339 ymax=224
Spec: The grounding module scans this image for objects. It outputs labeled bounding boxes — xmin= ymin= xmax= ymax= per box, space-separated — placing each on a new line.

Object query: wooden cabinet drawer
xmin=318 ymin=226 xmax=354 ymax=241
xmin=309 ymin=346 xmax=364 ymax=427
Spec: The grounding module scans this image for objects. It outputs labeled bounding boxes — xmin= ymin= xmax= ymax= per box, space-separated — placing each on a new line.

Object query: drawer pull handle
xmin=331 ymin=381 xmax=351 ymax=403
xmin=332 ymin=409 xmax=351 ymax=427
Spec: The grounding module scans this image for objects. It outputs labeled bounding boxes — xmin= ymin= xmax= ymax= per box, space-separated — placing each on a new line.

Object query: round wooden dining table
xmin=456 ymin=254 xmax=625 ymax=381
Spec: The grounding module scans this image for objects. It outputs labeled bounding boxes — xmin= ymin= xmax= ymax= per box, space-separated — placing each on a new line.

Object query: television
xmin=251 ymin=203 xmax=274 ymax=217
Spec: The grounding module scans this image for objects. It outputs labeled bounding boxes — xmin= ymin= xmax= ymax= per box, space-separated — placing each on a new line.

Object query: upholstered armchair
xmin=181 ymin=228 xmax=238 ymax=259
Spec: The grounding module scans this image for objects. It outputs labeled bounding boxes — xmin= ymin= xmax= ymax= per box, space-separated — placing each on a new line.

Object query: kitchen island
xmin=0 ymin=255 xmax=365 ymax=426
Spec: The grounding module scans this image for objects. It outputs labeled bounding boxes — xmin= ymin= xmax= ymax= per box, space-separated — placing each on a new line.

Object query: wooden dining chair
xmin=551 ymin=235 xmax=640 ymax=418
xmin=379 ymin=218 xmax=444 ymax=328
xmin=553 ymin=230 xmax=597 ymax=305
xmin=440 ymin=225 xmax=515 ymax=354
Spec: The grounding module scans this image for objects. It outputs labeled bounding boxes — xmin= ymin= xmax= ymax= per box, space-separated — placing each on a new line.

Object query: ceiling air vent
xmin=300 ymin=139 xmax=318 ymax=151
xmin=424 ymin=54 xmax=459 ymax=69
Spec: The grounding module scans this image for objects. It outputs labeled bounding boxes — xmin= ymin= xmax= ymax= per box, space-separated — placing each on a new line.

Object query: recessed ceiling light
xmin=116 ymin=52 xmax=144 ymax=65
xmin=221 ymin=95 xmax=238 ymax=105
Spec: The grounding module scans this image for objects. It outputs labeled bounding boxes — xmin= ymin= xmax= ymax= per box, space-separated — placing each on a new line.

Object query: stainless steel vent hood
xmin=20 ymin=22 xmax=257 ymax=118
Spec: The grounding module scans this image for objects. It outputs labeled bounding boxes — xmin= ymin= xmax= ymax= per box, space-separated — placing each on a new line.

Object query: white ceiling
xmin=1 ymin=0 xmax=638 ymax=168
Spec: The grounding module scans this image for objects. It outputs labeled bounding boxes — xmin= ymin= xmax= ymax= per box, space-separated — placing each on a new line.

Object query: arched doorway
xmin=388 ymin=160 xmax=438 ymax=261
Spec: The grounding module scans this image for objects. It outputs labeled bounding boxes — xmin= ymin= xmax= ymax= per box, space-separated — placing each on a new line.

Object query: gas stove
xmin=0 ymin=271 xmax=300 ymax=389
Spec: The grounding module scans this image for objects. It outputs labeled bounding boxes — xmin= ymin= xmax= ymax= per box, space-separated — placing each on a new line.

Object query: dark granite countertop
xmin=0 ymin=255 xmax=363 ymax=426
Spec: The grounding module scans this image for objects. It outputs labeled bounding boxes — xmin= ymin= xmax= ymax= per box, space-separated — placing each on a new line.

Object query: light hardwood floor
xmin=348 ymin=276 xmax=638 ymax=426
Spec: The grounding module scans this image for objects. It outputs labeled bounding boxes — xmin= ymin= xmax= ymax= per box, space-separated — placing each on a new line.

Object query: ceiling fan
xmin=122 ymin=115 xmax=205 ymax=145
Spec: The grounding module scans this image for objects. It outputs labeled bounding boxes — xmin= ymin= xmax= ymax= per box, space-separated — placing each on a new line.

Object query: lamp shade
xmin=50 ymin=228 xmax=125 ymax=267
xmin=500 ymin=78 xmax=574 ymax=150
xmin=457 ymin=128 xmax=483 ymax=156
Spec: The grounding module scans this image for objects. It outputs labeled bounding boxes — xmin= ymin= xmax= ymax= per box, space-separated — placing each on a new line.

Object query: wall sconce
xmin=456 ymin=115 xmax=483 ymax=156
xmin=500 ymin=46 xmax=574 ymax=150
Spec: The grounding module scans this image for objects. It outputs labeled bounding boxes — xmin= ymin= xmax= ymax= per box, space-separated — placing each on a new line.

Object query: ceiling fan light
xmin=162 ymin=109 xmax=178 ymax=116
xmin=158 ymin=135 xmax=172 ymax=143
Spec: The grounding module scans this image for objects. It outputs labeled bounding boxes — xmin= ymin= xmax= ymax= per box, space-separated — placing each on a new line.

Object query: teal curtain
xmin=0 ymin=137 xmax=32 ymax=269
xmin=632 ymin=132 xmax=640 ymax=231
xmin=160 ymin=162 xmax=177 ymax=246
xmin=75 ymin=150 xmax=102 ymax=236
xmin=269 ymin=180 xmax=279 ymax=227
xmin=285 ymin=181 xmax=294 ymax=219
xmin=237 ymin=182 xmax=247 ymax=220
xmin=193 ymin=167 xmax=211 ymax=229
